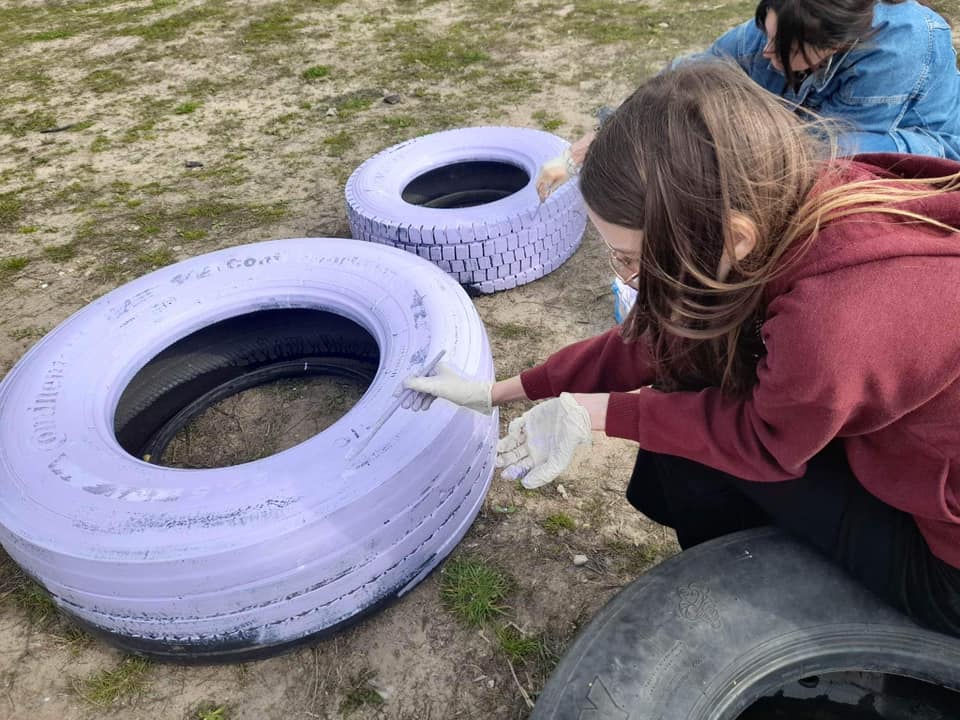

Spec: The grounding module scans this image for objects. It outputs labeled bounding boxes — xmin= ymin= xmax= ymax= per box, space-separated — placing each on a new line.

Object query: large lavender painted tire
xmin=0 ymin=237 xmax=497 ymax=661
xmin=345 ymin=126 xmax=587 ymax=294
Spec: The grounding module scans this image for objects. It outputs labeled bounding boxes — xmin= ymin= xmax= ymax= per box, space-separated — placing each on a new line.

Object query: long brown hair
xmin=580 ymin=61 xmax=960 ymax=396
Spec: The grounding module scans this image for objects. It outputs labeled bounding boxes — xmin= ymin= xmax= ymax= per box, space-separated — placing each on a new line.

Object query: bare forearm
xmin=572 ymin=393 xmax=609 ymax=432
xmin=491 ymin=375 xmax=528 ymax=405
xmin=493 ymin=379 xmax=611 ymax=432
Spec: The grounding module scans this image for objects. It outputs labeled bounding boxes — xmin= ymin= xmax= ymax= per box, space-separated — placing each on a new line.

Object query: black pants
xmin=626 ymin=444 xmax=960 ymax=637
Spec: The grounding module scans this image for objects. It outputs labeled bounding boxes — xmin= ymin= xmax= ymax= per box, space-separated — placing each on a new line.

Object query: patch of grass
xmin=323 ymin=131 xmax=354 ymax=157
xmin=514 ymin=479 xmax=539 ymax=498
xmin=119 ymin=95 xmax=168 ymax=144
xmin=18 ymin=225 xmax=39 ymax=233
xmin=31 ymin=29 xmax=73 ymax=41
xmin=377 ymin=20 xmax=490 ymax=79
xmin=137 ymin=248 xmax=175 ymax=268
xmin=121 ymin=118 xmax=158 ymax=144
xmin=382 ymin=115 xmax=415 ymax=129
xmin=302 ymin=64 xmax=330 ymax=80
xmin=53 ymin=622 xmax=95 ymax=656
xmin=174 ymin=101 xmax=202 ymax=115
xmin=74 ymin=656 xmax=151 ymax=707
xmin=177 ymin=228 xmax=207 ymax=242
xmin=605 ymin=538 xmax=669 ymax=575
xmin=183 ymin=78 xmax=223 ymax=98
xmin=400 ymin=38 xmax=488 ymax=73
xmin=0 ymin=192 xmax=23 ymax=228
xmin=0 ymin=256 xmax=30 ymax=275
xmin=582 ymin=493 xmax=608 ymax=528
xmin=70 ymin=119 xmax=95 ymax=132
xmin=196 ymin=703 xmax=229 ymax=720
xmin=93 ymin=261 xmax=125 ymax=283
xmin=9 ymin=326 xmax=48 ymax=341
xmin=83 ymin=69 xmax=127 ymax=94
xmin=440 ymin=555 xmax=512 ymax=626
xmin=543 ymin=512 xmax=576 ymax=535
xmin=496 ymin=624 xmax=547 ymax=665
xmin=561 ymin=0 xmax=753 ymax=47
xmin=1 ymin=108 xmax=58 ymax=136
xmin=43 ymin=243 xmax=77 ymax=262
xmin=11 ymin=579 xmax=57 ymax=625
xmin=499 ymin=70 xmax=542 ymax=94
xmin=243 ymin=9 xmax=302 ymax=45
xmin=533 ymin=110 xmax=563 ymax=132
xmin=338 ymin=95 xmax=373 ymax=115
xmin=126 ymin=6 xmax=219 ymax=42
xmin=492 ymin=321 xmax=529 ymax=339
xmin=339 ymin=669 xmax=384 ymax=716
xmin=91 ymin=134 xmax=111 ymax=153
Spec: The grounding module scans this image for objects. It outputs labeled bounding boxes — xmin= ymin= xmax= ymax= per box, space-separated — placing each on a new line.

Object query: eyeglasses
xmin=600 ymin=236 xmax=640 ymax=289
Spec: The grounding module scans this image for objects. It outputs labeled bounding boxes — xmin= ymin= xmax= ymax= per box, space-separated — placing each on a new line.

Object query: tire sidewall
xmin=0 ymin=237 xmax=496 ymax=648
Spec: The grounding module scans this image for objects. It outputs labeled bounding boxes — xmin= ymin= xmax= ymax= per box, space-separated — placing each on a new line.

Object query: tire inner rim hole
xmin=401 ymin=160 xmax=530 ymax=209
xmin=113 ymin=309 xmax=380 ymax=468
xmin=738 ymin=671 xmax=960 ymax=719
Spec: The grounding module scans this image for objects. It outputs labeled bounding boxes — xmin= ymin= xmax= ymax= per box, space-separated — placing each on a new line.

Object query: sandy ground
xmin=1 ymin=1 xmax=959 ymax=719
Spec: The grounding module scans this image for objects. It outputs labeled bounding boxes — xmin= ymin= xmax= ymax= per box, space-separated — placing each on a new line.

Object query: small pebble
xmin=325 ymin=107 xmax=337 ymax=117
xmin=557 ymin=483 xmax=568 ymax=499
xmin=383 ymin=93 xmax=402 ymax=104
xmin=184 ymin=160 xmax=204 ymax=169
xmin=573 ymin=554 xmax=588 ymax=566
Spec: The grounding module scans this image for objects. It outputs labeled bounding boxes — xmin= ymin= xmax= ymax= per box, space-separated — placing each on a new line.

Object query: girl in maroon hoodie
xmin=407 ymin=61 xmax=960 ymax=635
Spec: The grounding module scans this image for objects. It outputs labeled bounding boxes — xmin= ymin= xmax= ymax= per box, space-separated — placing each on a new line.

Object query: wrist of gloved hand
xmin=561 ymin=147 xmax=581 ymax=177
xmin=403 ymin=362 xmax=494 ymax=414
xmin=496 ymin=392 xmax=592 ymax=489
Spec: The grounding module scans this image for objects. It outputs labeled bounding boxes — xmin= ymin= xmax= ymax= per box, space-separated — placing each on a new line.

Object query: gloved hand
xmin=535 ymin=132 xmax=595 ymax=201
xmin=496 ymin=392 xmax=592 ymax=489
xmin=403 ymin=361 xmax=494 ymax=414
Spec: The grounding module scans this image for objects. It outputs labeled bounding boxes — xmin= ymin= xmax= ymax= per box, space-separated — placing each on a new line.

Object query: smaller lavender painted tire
xmin=0 ymin=238 xmax=497 ymax=661
xmin=345 ymin=127 xmax=587 ymax=293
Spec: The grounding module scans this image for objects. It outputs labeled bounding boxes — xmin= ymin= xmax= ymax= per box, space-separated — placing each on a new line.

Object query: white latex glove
xmin=496 ymin=392 xmax=592 ymax=489
xmin=535 ymin=132 xmax=595 ymax=202
xmin=403 ymin=361 xmax=494 ymax=414
xmin=535 ymin=152 xmax=571 ymax=202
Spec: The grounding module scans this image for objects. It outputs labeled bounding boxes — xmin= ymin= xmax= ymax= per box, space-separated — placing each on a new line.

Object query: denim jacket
xmin=706 ymin=0 xmax=960 ymax=160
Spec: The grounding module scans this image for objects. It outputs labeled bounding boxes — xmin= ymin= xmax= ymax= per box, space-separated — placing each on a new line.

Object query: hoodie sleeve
xmin=604 ymin=264 xmax=960 ymax=481
xmin=520 ymin=328 xmax=656 ymax=401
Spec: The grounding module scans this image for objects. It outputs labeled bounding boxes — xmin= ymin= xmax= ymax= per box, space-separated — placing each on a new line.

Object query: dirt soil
xmin=1 ymin=1 xmax=959 ymax=719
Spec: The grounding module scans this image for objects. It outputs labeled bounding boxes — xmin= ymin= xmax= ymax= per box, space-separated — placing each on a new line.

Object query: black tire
xmin=532 ymin=527 xmax=960 ymax=719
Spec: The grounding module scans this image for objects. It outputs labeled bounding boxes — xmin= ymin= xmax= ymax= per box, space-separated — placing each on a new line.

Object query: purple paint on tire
xmin=0 ymin=238 xmax=497 ymax=661
xmin=345 ymin=127 xmax=587 ymax=293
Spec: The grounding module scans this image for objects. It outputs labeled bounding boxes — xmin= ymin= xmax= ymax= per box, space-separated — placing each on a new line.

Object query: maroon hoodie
xmin=521 ymin=154 xmax=960 ymax=568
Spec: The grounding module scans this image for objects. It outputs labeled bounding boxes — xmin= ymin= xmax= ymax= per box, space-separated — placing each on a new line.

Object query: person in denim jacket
xmin=712 ymin=0 xmax=960 ymax=159
xmin=537 ymin=0 xmax=960 ymax=200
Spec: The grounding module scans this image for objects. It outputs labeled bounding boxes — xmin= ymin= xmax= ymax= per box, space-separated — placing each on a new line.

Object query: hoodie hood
xmin=770 ymin=153 xmax=960 ymax=296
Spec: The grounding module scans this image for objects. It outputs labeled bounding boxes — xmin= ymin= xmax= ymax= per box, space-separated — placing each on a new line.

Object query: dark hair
xmin=754 ymin=0 xmax=905 ymax=89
